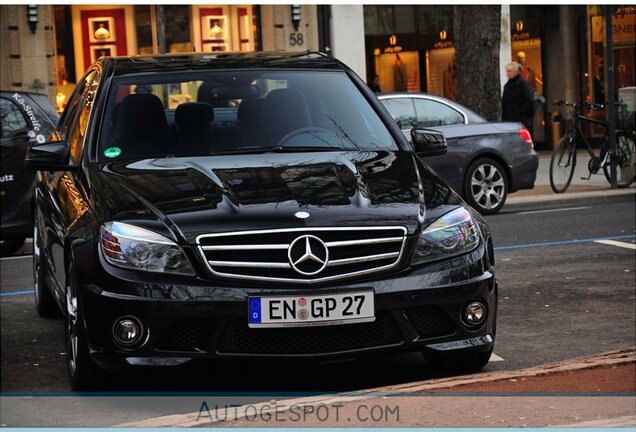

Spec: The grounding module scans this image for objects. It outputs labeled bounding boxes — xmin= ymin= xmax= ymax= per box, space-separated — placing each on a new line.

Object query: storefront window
xmin=134 ymin=6 xmax=154 ymax=54
xmin=587 ymin=6 xmax=635 ymax=135
xmin=426 ymin=48 xmax=456 ymax=99
xmin=164 ymin=5 xmax=193 ymax=52
xmin=375 ymin=52 xmax=421 ymax=93
xmin=364 ymin=5 xmax=454 ymax=97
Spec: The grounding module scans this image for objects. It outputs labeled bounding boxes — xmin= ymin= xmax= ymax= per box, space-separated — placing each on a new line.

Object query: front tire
xmin=463 ymin=158 xmax=508 ymax=215
xmin=65 ymin=260 xmax=105 ymax=390
xmin=549 ymin=136 xmax=576 ymax=193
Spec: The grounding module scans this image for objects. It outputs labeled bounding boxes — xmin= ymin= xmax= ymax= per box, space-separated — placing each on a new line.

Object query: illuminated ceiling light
xmin=516 ymin=20 xmax=524 ymax=32
xmin=439 ymin=29 xmax=447 ymax=41
xmin=389 ymin=35 xmax=397 ymax=46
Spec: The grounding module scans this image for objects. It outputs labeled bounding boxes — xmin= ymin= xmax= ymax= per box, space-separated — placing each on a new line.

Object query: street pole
xmin=150 ymin=6 xmax=159 ymax=54
xmin=156 ymin=5 xmax=167 ymax=55
xmin=605 ymin=5 xmax=617 ymax=188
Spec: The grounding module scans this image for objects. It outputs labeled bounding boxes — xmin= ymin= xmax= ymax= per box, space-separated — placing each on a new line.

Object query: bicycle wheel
xmin=604 ymin=132 xmax=636 ymax=188
xmin=550 ymin=136 xmax=577 ymax=193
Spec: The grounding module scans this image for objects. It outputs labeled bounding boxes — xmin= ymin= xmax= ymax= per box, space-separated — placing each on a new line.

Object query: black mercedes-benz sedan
xmin=26 ymin=52 xmax=497 ymax=390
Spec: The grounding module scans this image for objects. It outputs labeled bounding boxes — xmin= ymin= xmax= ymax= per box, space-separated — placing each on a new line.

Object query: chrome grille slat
xmin=202 ymin=244 xmax=289 ymax=251
xmin=325 ymin=237 xmax=403 ymax=247
xmin=207 ymin=260 xmax=291 ymax=269
xmin=327 ymin=252 xmax=400 ymax=266
xmin=196 ymin=226 xmax=407 ymax=284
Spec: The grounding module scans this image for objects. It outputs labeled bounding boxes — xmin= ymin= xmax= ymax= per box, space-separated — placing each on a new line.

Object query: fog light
xmin=463 ymin=301 xmax=487 ymax=326
xmin=113 ymin=316 xmax=145 ymax=347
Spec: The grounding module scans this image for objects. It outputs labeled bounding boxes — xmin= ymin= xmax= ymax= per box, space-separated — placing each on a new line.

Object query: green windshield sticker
xmin=103 ymin=146 xmax=122 ymax=158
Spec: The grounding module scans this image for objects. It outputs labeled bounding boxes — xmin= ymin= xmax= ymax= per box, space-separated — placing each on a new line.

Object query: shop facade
xmin=2 ymin=4 xmax=632 ymax=148
xmin=2 ymin=4 xmax=329 ymax=112
xmin=363 ymin=5 xmax=635 ymax=148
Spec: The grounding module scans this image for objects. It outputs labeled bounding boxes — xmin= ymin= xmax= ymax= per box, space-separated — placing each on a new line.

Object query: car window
xmin=67 ymin=70 xmax=99 ymax=163
xmin=98 ymin=70 xmax=398 ymax=161
xmin=413 ymin=98 xmax=465 ymax=127
xmin=380 ymin=98 xmax=417 ymax=130
xmin=59 ymin=71 xmax=97 ymax=136
xmin=0 ymin=97 xmax=29 ymax=139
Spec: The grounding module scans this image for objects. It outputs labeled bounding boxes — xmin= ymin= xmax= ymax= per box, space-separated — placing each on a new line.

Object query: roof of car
xmin=377 ymin=92 xmax=487 ymax=124
xmin=102 ymin=51 xmax=348 ymax=76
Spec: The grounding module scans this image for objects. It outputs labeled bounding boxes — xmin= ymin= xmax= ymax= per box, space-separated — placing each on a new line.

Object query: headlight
xmin=100 ymin=222 xmax=195 ymax=275
xmin=412 ymin=207 xmax=480 ymax=265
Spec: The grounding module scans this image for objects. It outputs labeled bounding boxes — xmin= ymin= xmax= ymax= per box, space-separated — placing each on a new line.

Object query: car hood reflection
xmin=90 ymin=150 xmax=461 ymax=243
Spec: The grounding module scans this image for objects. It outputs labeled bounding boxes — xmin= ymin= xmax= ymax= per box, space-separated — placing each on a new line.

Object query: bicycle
xmin=549 ymin=100 xmax=635 ymax=193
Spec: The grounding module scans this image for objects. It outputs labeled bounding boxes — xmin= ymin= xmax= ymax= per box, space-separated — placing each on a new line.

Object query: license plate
xmin=248 ymin=291 xmax=375 ymax=328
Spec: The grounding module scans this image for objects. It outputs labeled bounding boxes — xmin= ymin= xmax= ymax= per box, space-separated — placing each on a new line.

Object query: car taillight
xmin=519 ymin=128 xmax=533 ymax=148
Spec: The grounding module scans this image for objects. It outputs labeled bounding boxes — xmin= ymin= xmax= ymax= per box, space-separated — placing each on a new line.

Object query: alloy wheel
xmin=470 ymin=164 xmax=506 ymax=210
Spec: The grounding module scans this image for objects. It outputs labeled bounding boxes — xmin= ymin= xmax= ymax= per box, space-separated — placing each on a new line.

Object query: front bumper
xmin=79 ymin=247 xmax=497 ymax=367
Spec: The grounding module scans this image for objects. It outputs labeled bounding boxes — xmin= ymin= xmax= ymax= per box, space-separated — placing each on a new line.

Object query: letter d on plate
xmin=248 ymin=297 xmax=262 ymax=324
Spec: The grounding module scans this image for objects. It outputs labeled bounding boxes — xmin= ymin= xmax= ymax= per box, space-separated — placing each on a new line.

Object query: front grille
xmin=196 ymin=227 xmax=407 ymax=284
xmin=217 ymin=312 xmax=402 ymax=354
xmin=405 ymin=307 xmax=456 ymax=339
xmin=155 ymin=319 xmax=209 ymax=351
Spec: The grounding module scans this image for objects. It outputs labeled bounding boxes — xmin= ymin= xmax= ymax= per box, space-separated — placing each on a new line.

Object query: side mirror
xmin=25 ymin=141 xmax=74 ymax=171
xmin=410 ymin=128 xmax=448 ymax=157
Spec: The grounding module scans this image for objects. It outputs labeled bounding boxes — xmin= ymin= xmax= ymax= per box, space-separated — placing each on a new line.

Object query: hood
xmin=88 ymin=151 xmax=462 ymax=244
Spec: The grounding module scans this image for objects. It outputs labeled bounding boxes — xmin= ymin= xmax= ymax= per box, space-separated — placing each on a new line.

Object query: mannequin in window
xmin=516 ymin=51 xmax=537 ymax=91
xmin=393 ymin=54 xmax=407 ymax=92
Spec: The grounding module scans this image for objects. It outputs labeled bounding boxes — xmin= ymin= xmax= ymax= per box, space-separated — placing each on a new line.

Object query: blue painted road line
xmin=494 ymin=234 xmax=636 ymax=251
xmin=0 ymin=289 xmax=34 ymax=297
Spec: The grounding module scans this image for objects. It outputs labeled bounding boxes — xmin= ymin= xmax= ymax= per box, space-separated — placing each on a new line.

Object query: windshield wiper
xmin=211 ymin=146 xmax=347 ymax=156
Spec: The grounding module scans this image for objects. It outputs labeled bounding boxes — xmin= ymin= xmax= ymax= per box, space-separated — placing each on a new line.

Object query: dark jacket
xmin=502 ymin=75 xmax=534 ymax=129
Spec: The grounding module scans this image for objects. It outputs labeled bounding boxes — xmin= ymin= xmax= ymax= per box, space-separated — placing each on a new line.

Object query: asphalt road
xmin=1 ymin=195 xmax=634 ymax=396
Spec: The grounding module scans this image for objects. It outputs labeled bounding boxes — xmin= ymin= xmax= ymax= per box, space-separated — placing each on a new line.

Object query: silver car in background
xmin=379 ymin=93 xmax=539 ymax=215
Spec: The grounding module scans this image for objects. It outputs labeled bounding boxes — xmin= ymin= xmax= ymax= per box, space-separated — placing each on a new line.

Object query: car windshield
xmin=98 ymin=70 xmax=398 ymax=161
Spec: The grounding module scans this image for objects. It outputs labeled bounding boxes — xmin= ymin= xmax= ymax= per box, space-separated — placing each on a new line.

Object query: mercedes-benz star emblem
xmin=288 ymin=235 xmax=329 ymax=276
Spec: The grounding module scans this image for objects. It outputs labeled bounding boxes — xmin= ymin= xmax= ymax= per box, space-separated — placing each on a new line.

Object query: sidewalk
xmin=120 ymin=348 xmax=636 ymax=428
xmin=506 ymin=151 xmax=635 ymax=208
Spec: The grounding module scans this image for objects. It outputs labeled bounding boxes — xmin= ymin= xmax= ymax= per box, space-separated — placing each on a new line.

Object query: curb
xmin=551 ymin=414 xmax=636 ymax=428
xmin=504 ymin=187 xmax=635 ymax=210
xmin=376 ymin=347 xmax=635 ymax=393
xmin=117 ymin=347 xmax=636 ymax=428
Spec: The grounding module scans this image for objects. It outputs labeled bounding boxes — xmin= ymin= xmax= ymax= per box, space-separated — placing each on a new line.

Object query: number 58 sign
xmin=289 ymin=33 xmax=304 ymax=46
